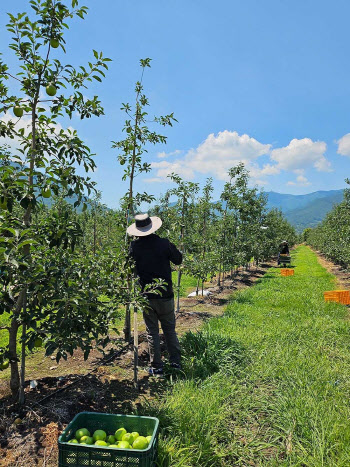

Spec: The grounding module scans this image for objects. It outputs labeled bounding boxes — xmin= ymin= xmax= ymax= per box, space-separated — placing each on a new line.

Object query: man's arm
xmin=168 ymin=241 xmax=182 ymax=265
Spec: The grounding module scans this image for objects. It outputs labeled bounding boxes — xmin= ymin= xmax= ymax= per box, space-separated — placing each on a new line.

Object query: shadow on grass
xmin=180 ymin=330 xmax=248 ymax=381
xmin=253 ymin=272 xmax=277 ymax=283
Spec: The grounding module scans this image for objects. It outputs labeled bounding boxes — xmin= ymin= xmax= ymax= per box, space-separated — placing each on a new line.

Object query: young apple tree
xmin=0 ymin=0 xmax=113 ymax=402
xmin=112 ymin=59 xmax=176 ymax=341
xmin=165 ymin=173 xmax=199 ymax=311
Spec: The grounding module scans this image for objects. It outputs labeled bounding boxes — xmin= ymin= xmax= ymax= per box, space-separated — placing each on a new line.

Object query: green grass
xmin=145 ymin=246 xmax=350 ymax=466
xmin=172 ymin=271 xmax=199 ymax=297
xmin=0 ymin=313 xmax=10 ymax=349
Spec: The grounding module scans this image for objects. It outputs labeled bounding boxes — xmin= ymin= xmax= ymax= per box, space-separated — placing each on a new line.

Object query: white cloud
xmin=260 ymin=163 xmax=281 ymax=175
xmin=0 ymin=113 xmax=32 ymax=153
xmin=157 ymin=149 xmax=183 ymax=159
xmin=0 ymin=112 xmax=74 ymax=158
xmin=287 ymin=174 xmax=311 ymax=186
xmin=146 ymin=132 xmax=334 ymax=189
xmin=151 ymin=159 xmax=195 ymax=179
xmin=314 ymin=157 xmax=332 ymax=172
xmin=150 ymin=130 xmax=271 ymax=182
xmin=144 ymin=177 xmax=166 ymax=183
xmin=157 ymin=152 xmax=168 ymax=159
xmin=271 ymin=138 xmax=331 ymax=172
xmin=337 ymin=133 xmax=350 ymax=156
xmin=254 ymin=179 xmax=269 ymax=186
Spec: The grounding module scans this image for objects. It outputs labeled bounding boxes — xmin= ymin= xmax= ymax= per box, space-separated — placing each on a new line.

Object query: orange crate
xmin=336 ymin=290 xmax=350 ymax=305
xmin=281 ymin=269 xmax=294 ymax=276
xmin=324 ymin=291 xmax=339 ymax=302
xmin=324 ymin=290 xmax=350 ymax=305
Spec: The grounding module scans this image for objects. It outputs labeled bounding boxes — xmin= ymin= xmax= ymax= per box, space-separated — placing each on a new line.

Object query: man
xmin=127 ymin=213 xmax=182 ymax=376
xmin=278 ymin=240 xmax=290 ymax=265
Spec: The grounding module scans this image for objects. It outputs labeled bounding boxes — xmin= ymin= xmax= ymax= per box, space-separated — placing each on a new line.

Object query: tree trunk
xmin=19 ymin=323 xmax=26 ymax=404
xmin=9 ymin=318 xmax=20 ymax=398
xmin=124 ymin=303 xmax=131 ymax=342
xmin=176 ymin=195 xmax=186 ymax=313
xmin=133 ymin=307 xmax=138 ymax=389
xmin=196 ymin=277 xmax=200 ymax=296
xmin=176 ymin=269 xmax=182 ymax=313
xmin=93 ymin=212 xmax=96 ymax=255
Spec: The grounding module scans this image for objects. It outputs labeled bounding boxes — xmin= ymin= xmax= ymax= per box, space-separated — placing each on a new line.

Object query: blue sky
xmin=1 ymin=0 xmax=350 ymax=208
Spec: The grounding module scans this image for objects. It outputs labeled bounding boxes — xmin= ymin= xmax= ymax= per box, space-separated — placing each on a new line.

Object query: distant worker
xmin=278 ymin=240 xmax=290 ymax=265
xmin=127 ymin=213 xmax=182 ymax=376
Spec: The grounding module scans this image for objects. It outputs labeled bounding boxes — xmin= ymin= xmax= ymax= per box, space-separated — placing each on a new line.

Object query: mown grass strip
xmin=145 ymin=246 xmax=350 ymax=466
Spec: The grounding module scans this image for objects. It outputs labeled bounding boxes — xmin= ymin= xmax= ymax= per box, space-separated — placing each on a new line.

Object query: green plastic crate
xmin=279 ymin=255 xmax=291 ymax=266
xmin=58 ymin=412 xmax=159 ymax=467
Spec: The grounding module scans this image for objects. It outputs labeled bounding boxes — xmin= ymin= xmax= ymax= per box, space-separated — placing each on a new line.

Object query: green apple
xmin=132 ymin=436 xmax=148 ymax=450
xmin=0 ymin=360 xmax=9 ymax=370
xmin=146 ymin=435 xmax=152 ymax=444
xmin=93 ymin=430 xmax=106 ymax=442
xmin=75 ymin=428 xmax=90 ymax=440
xmin=117 ymin=440 xmax=131 ymax=449
xmin=50 ymin=38 xmax=59 ymax=48
xmin=41 ymin=187 xmax=51 ymax=198
xmin=108 ymin=444 xmax=119 ymax=448
xmin=13 ymin=106 xmax=24 ymax=118
xmin=46 ymin=83 xmax=57 ymax=97
xmin=131 ymin=432 xmax=139 ymax=441
xmin=106 ymin=435 xmax=115 ymax=444
xmin=95 ymin=440 xmax=108 ymax=446
xmin=80 ymin=435 xmax=94 ymax=445
xmin=34 ymin=337 xmax=43 ymax=348
xmin=115 ymin=428 xmax=127 ymax=441
xmin=68 ymin=439 xmax=79 ymax=444
xmin=122 ymin=433 xmax=134 ymax=445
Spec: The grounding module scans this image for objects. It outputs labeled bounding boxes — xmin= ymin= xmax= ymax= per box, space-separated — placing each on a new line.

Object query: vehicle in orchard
xmin=277 ymin=241 xmax=291 ymax=267
xmin=278 ymin=254 xmax=292 ymax=267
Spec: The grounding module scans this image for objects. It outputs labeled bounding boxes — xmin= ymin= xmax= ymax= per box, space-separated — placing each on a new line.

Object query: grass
xmin=143 ymin=246 xmax=350 ymax=466
xmin=172 ymin=271 xmax=199 ymax=297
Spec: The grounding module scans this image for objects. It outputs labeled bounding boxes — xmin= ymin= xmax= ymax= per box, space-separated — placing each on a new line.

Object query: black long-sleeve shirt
xmin=280 ymin=244 xmax=290 ymax=254
xmin=129 ymin=234 xmax=182 ymax=299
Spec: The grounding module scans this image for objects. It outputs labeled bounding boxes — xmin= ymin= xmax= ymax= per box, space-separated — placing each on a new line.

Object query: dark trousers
xmin=143 ymin=297 xmax=181 ymax=368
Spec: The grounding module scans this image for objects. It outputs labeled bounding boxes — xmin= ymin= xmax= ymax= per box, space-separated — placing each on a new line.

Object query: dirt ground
xmin=0 ymin=262 xmax=273 ymax=467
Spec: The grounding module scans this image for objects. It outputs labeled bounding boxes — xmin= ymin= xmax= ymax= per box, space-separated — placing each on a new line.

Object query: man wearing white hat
xmin=127 ymin=213 xmax=182 ymax=375
xmin=278 ymin=240 xmax=290 ymax=265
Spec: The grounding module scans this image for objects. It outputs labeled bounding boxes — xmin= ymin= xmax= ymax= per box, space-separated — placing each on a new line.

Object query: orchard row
xmin=0 ymin=0 xmax=296 ymax=404
xmin=304 ymin=182 xmax=350 ymax=268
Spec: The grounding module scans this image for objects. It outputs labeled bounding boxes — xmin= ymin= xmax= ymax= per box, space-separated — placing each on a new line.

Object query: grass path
xmin=149 ymin=246 xmax=350 ymax=466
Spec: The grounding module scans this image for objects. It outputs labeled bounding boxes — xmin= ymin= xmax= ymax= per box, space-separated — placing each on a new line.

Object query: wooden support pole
xmin=133 ymin=307 xmax=138 ymax=389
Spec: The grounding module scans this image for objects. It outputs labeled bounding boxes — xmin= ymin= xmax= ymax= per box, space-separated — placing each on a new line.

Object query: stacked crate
xmin=281 ymin=269 xmax=294 ymax=276
xmin=324 ymin=290 xmax=350 ymax=305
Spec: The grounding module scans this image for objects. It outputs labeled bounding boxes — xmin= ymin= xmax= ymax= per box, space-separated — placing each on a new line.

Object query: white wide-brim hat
xmin=127 ymin=213 xmax=162 ymax=237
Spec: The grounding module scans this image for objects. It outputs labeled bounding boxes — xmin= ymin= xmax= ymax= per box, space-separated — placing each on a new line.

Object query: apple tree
xmin=0 ymin=0 xmax=115 ymax=402
xmin=112 ymin=59 xmax=177 ymax=341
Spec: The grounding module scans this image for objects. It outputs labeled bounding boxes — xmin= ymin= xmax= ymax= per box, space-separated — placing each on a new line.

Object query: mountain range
xmin=265 ymin=189 xmax=345 ymax=232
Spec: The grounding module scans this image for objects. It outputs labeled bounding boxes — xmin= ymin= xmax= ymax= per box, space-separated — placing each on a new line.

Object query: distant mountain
xmin=265 ymin=190 xmax=344 ymax=232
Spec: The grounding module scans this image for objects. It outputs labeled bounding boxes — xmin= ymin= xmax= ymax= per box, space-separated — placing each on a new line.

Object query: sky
xmin=1 ymin=0 xmax=350 ymax=208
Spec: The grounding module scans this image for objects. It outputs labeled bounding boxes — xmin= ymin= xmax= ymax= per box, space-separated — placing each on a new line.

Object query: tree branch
xmin=1 ymin=72 xmax=22 ymax=83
